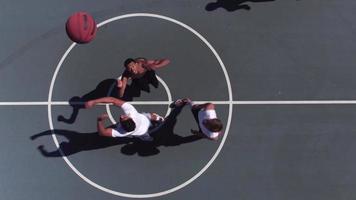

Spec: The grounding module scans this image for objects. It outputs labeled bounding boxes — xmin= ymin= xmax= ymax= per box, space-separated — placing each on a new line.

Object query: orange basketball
xmin=65 ymin=12 xmax=97 ymax=44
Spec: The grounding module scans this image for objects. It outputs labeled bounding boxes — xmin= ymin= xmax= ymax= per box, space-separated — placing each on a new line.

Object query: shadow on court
xmin=121 ymin=106 xmax=202 ymax=156
xmin=205 ymin=0 xmax=275 ymax=11
xmin=121 ymin=70 xmax=160 ymax=101
xmin=30 ymin=130 xmax=132 ymax=157
xmin=57 ymin=78 xmax=117 ymax=124
xmin=57 ymin=73 xmax=159 ymax=124
xmin=32 ymin=107 xmax=202 ymax=157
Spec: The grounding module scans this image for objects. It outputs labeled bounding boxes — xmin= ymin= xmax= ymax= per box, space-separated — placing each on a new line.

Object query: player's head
xmin=203 ymin=118 xmax=223 ymax=132
xmin=124 ymin=58 xmax=139 ymax=74
xmin=119 ymin=115 xmax=136 ymax=132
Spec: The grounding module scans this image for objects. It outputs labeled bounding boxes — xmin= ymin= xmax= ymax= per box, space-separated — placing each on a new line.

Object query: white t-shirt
xmin=198 ymin=109 xmax=220 ymax=139
xmin=111 ymin=103 xmax=152 ymax=141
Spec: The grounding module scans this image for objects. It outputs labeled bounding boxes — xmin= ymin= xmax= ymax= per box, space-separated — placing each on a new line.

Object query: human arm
xmin=191 ymin=103 xmax=215 ymax=110
xmin=97 ymin=114 xmax=113 ymax=137
xmin=118 ymin=76 xmax=129 ymax=98
xmin=149 ymin=112 xmax=164 ymax=122
xmin=145 ymin=59 xmax=170 ymax=70
xmin=85 ymin=97 xmax=125 ymax=108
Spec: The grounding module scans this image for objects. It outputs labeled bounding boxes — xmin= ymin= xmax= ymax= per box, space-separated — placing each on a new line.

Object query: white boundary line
xmin=3 ymin=100 xmax=356 ymax=106
xmin=233 ymin=100 xmax=356 ymax=105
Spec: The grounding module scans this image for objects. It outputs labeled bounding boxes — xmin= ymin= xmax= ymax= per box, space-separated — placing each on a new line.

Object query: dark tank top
xmin=122 ymin=58 xmax=152 ymax=79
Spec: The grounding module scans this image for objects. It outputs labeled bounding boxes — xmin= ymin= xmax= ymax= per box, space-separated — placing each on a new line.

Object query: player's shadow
xmin=205 ymin=0 xmax=275 ymax=12
xmin=57 ymin=73 xmax=159 ymax=124
xmin=30 ymin=129 xmax=133 ymax=157
xmin=120 ymin=106 xmax=203 ymax=157
xmin=57 ymin=78 xmax=117 ymax=124
xmin=31 ymin=107 xmax=201 ymax=157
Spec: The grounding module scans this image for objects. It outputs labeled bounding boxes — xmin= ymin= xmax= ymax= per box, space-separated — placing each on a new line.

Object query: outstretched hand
xmin=182 ymin=98 xmax=192 ymax=105
xmin=150 ymin=113 xmax=164 ymax=122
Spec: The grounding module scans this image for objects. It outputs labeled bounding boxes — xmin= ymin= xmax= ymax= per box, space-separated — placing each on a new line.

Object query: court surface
xmin=1 ymin=0 xmax=356 ymax=199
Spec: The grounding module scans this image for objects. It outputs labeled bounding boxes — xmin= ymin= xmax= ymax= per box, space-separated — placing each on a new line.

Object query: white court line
xmin=2 ymin=100 xmax=356 ymax=106
xmin=3 ymin=11 xmax=355 ymax=199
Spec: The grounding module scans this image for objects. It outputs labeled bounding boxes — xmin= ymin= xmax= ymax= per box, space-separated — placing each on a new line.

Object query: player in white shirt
xmin=85 ymin=97 xmax=163 ymax=141
xmin=170 ymin=98 xmax=223 ymax=140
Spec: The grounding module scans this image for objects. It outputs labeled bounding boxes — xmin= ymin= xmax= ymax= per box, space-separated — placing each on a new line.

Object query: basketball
xmin=65 ymin=12 xmax=97 ymax=44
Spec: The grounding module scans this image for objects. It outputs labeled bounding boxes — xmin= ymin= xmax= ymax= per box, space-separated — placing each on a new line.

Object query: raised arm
xmin=118 ymin=76 xmax=129 ymax=98
xmin=85 ymin=97 xmax=125 ymax=108
xmin=145 ymin=59 xmax=170 ymax=70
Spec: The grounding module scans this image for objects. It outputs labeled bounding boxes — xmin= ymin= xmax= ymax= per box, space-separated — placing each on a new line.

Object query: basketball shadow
xmin=205 ymin=0 xmax=275 ymax=12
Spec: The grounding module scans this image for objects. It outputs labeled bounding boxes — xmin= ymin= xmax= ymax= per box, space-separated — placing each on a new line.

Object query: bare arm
xmin=85 ymin=97 xmax=125 ymax=108
xmin=192 ymin=103 xmax=214 ymax=110
xmin=204 ymin=103 xmax=215 ymax=110
xmin=97 ymin=114 xmax=113 ymax=137
xmin=145 ymin=59 xmax=170 ymax=70
xmin=118 ymin=76 xmax=128 ymax=98
xmin=149 ymin=112 xmax=164 ymax=122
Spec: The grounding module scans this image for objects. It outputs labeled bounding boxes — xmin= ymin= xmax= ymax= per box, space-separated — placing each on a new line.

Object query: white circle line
xmin=48 ymin=43 xmax=76 ymax=148
xmin=48 ymin=13 xmax=233 ymax=198
xmin=156 ymin=75 xmax=173 ymax=117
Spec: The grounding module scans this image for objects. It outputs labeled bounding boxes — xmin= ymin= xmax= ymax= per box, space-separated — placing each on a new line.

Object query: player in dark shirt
xmin=117 ymin=58 xmax=170 ymax=98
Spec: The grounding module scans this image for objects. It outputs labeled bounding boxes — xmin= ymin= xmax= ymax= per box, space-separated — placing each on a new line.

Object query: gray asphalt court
xmin=1 ymin=0 xmax=356 ymax=200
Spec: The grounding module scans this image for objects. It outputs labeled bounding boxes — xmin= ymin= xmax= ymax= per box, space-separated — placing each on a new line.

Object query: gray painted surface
xmin=1 ymin=0 xmax=356 ymax=199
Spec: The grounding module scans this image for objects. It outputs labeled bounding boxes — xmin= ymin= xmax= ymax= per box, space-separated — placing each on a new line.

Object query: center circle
xmin=47 ymin=13 xmax=233 ymax=198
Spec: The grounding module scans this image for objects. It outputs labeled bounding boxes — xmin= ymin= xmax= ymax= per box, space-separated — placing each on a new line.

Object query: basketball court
xmin=1 ymin=0 xmax=356 ymax=199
